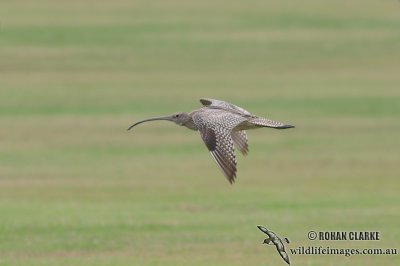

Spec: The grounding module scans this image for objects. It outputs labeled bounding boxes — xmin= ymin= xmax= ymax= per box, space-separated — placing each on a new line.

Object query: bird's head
xmin=169 ymin=112 xmax=191 ymax=126
xmin=263 ymin=238 xmax=272 ymax=245
xmin=127 ymin=112 xmax=191 ymax=130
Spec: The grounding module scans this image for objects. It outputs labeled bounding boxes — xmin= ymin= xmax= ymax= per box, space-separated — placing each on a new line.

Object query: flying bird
xmin=128 ymin=98 xmax=294 ymax=183
xmin=257 ymin=225 xmax=291 ymax=265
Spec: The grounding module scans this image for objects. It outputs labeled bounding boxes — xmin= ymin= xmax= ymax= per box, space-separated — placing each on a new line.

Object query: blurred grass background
xmin=1 ymin=0 xmax=399 ymax=265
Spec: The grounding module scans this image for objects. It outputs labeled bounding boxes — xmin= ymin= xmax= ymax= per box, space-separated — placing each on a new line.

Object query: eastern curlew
xmin=128 ymin=98 xmax=294 ymax=183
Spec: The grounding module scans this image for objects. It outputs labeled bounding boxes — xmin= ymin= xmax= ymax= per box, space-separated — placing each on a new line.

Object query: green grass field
xmin=1 ymin=0 xmax=399 ymax=265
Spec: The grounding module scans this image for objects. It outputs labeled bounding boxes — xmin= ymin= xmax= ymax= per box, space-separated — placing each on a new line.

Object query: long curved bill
xmin=127 ymin=115 xmax=173 ymax=131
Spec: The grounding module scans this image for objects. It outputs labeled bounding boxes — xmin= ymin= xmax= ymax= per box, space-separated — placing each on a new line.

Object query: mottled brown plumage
xmin=128 ymin=98 xmax=294 ymax=183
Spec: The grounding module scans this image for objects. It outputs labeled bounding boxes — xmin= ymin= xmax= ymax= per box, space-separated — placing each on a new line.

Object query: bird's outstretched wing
xmin=200 ymin=98 xmax=252 ymax=116
xmin=193 ymin=109 xmax=247 ymax=183
xmin=278 ymin=249 xmax=291 ymax=265
xmin=231 ymin=130 xmax=248 ymax=155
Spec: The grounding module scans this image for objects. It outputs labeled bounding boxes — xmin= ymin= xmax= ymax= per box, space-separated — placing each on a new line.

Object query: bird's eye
xmin=174 ymin=114 xmax=179 ymax=118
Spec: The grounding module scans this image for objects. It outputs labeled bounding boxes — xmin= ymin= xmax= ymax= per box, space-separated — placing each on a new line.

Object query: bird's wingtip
xmin=276 ymin=124 xmax=295 ymax=129
xmin=230 ymin=174 xmax=236 ymax=183
xmin=200 ymin=98 xmax=212 ymax=106
xmin=257 ymin=225 xmax=268 ymax=232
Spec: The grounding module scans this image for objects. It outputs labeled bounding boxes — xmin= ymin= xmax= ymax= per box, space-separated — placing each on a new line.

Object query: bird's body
xmin=128 ymin=98 xmax=294 ymax=183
